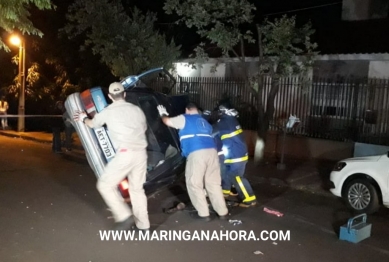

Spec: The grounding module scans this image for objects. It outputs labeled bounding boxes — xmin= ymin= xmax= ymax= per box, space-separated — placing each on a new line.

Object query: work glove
xmin=157 ymin=105 xmax=169 ymax=117
xmin=74 ymin=110 xmax=88 ymax=123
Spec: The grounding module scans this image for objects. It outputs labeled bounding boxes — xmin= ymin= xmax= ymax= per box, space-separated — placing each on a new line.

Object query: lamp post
xmin=10 ymin=35 xmax=25 ymax=132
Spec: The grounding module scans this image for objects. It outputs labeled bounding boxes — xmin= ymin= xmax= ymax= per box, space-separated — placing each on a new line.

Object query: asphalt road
xmin=0 ymin=135 xmax=388 ymax=262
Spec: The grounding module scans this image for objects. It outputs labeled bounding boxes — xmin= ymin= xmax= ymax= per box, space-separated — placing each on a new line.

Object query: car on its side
xmin=329 ymin=153 xmax=389 ymax=214
xmin=65 ymin=68 xmax=186 ymax=199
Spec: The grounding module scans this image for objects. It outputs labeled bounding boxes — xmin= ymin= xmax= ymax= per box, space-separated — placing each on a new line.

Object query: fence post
xmin=277 ymin=127 xmax=287 ymax=170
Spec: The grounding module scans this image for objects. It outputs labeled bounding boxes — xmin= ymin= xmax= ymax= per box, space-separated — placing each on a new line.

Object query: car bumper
xmin=329 ymin=171 xmax=343 ymax=197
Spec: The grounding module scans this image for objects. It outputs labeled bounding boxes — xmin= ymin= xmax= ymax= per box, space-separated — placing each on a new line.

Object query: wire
xmin=264 ymin=1 xmax=342 ymax=17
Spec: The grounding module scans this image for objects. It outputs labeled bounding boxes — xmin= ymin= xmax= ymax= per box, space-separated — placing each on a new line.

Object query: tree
xmin=164 ymin=0 xmax=318 ymax=158
xmin=0 ymin=0 xmax=55 ymax=51
xmin=63 ymin=0 xmax=181 ymax=78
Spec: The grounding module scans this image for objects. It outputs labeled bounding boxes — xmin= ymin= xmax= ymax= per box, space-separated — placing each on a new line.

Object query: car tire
xmin=344 ymin=178 xmax=379 ymax=214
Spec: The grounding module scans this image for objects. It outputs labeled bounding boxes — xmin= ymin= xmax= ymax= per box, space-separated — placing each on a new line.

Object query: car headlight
xmin=333 ymin=162 xmax=347 ymax=171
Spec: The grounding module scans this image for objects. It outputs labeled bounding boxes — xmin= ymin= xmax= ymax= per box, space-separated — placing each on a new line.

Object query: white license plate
xmin=94 ymin=127 xmax=116 ymax=161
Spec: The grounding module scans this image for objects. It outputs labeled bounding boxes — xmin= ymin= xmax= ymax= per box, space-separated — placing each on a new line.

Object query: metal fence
xmin=150 ymin=76 xmax=389 ymax=146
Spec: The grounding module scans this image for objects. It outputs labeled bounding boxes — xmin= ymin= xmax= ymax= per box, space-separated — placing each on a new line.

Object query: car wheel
xmin=344 ymin=178 xmax=379 ymax=214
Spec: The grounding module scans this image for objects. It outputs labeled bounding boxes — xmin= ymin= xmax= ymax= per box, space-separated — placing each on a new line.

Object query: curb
xmin=0 ymin=131 xmax=84 ymax=151
xmin=0 ymin=131 xmax=49 ymax=144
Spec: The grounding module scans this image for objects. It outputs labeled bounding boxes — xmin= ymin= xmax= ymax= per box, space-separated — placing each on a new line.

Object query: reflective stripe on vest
xmin=180 ymin=134 xmax=212 ymax=141
xmin=221 ymin=129 xmax=243 ymax=140
xmin=224 ymin=155 xmax=249 ymax=164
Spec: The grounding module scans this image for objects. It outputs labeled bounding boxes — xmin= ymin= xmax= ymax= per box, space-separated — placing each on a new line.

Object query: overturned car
xmin=64 ymin=68 xmax=186 ymax=198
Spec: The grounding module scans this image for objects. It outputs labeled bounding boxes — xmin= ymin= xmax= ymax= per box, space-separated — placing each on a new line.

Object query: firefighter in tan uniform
xmin=74 ymin=82 xmax=150 ymax=231
xmin=157 ymin=103 xmax=229 ymax=221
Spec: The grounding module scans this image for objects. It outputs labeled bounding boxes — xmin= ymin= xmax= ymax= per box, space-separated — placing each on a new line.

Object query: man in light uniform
xmin=74 ymin=82 xmax=150 ymax=231
xmin=157 ymin=103 xmax=229 ymax=221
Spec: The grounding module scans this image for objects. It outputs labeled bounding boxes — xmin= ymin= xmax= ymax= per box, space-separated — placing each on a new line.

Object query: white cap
xmin=109 ymin=82 xmax=125 ymax=95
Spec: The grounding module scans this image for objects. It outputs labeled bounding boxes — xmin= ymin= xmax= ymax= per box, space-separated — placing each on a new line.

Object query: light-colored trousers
xmin=97 ymin=149 xmax=150 ymax=230
xmin=1 ymin=114 xmax=8 ymax=129
xmin=186 ymin=148 xmax=228 ymax=217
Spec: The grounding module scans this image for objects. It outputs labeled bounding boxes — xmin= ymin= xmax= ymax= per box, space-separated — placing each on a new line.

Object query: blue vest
xmin=179 ymin=114 xmax=216 ymax=157
xmin=215 ymin=115 xmax=248 ymax=163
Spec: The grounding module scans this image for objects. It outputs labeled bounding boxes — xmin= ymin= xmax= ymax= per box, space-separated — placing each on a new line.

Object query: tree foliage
xmin=165 ymin=0 xmax=255 ymax=58
xmin=63 ymin=0 xmax=181 ymax=78
xmin=164 ymin=0 xmax=318 ymax=141
xmin=0 ymin=0 xmax=55 ymax=51
xmin=7 ymin=57 xmax=79 ymax=102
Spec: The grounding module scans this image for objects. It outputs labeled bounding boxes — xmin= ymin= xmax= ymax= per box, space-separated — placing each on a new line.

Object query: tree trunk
xmin=264 ymin=75 xmax=280 ymax=133
xmin=256 ymin=77 xmax=266 ymax=141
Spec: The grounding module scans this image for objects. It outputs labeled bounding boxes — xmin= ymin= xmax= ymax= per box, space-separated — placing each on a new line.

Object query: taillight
xmin=120 ymin=180 xmax=129 ymax=190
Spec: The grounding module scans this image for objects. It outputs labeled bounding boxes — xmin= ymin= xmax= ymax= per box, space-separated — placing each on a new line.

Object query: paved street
xmin=0 ymin=135 xmax=388 ymax=262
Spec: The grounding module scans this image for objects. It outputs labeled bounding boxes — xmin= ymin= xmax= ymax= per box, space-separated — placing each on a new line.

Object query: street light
xmin=10 ymin=35 xmax=25 ymax=132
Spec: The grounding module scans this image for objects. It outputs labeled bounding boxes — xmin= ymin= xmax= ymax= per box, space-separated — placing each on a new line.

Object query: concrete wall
xmin=369 ymin=61 xmax=389 ymax=77
xmin=175 ymin=62 xmax=226 ymax=77
xmin=244 ymin=130 xmax=354 ymax=161
xmin=175 ymin=54 xmax=389 ymax=79
xmin=313 ymin=60 xmax=370 ymax=78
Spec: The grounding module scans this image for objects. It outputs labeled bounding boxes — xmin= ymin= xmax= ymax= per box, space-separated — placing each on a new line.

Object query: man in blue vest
xmin=214 ymin=105 xmax=257 ymax=207
xmin=157 ymin=103 xmax=229 ymax=221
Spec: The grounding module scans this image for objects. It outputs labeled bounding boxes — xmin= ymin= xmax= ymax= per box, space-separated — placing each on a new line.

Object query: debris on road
xmin=253 ymin=250 xmax=264 ymax=255
xmin=263 ymin=207 xmax=283 ymax=217
xmin=272 ymin=242 xmax=278 ymax=245
xmin=229 ymin=219 xmax=242 ymax=226
xmin=164 ymin=202 xmax=186 ymax=214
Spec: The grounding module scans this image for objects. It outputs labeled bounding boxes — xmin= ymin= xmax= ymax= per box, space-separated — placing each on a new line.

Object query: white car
xmin=329 ymin=153 xmax=389 ymax=214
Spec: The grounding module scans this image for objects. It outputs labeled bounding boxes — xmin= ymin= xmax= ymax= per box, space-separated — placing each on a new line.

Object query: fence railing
xmin=150 ymin=76 xmax=389 ymax=146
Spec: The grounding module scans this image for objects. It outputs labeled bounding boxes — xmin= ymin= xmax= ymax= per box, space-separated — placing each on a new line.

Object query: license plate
xmin=94 ymin=127 xmax=116 ymax=161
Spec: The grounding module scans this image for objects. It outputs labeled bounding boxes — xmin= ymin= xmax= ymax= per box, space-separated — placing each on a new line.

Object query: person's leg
xmin=52 ymin=127 xmax=62 ymax=152
xmin=185 ymin=150 xmax=209 ymax=217
xmin=220 ymin=159 xmax=232 ymax=195
xmin=126 ymin=150 xmax=150 ymax=230
xmin=64 ymin=126 xmax=73 ymax=150
xmin=96 ymin=151 xmax=133 ymax=223
xmin=204 ymin=149 xmax=229 ymax=217
xmin=230 ymin=162 xmax=256 ymax=206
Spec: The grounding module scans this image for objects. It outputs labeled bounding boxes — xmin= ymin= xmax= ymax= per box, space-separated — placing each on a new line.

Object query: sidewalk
xmin=0 ymin=130 xmax=334 ymax=196
xmin=0 ymin=130 xmax=83 ymax=151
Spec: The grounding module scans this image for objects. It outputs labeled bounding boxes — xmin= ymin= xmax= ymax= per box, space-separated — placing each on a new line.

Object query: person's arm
xmin=73 ymin=111 xmax=93 ymax=128
xmin=157 ymin=105 xmax=184 ymax=129
xmin=157 ymin=105 xmax=173 ymax=127
xmin=161 ymin=115 xmax=174 ymax=127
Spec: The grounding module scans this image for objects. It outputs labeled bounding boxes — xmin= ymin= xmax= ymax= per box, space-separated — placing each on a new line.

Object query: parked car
xmin=329 ymin=153 xmax=389 ymax=214
xmin=65 ymin=67 xmax=186 ymax=199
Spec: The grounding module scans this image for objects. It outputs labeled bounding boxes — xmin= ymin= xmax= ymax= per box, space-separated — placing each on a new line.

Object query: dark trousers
xmin=222 ymin=161 xmax=256 ymax=203
xmin=64 ymin=125 xmax=74 ymax=150
xmin=52 ymin=127 xmax=62 ymax=152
